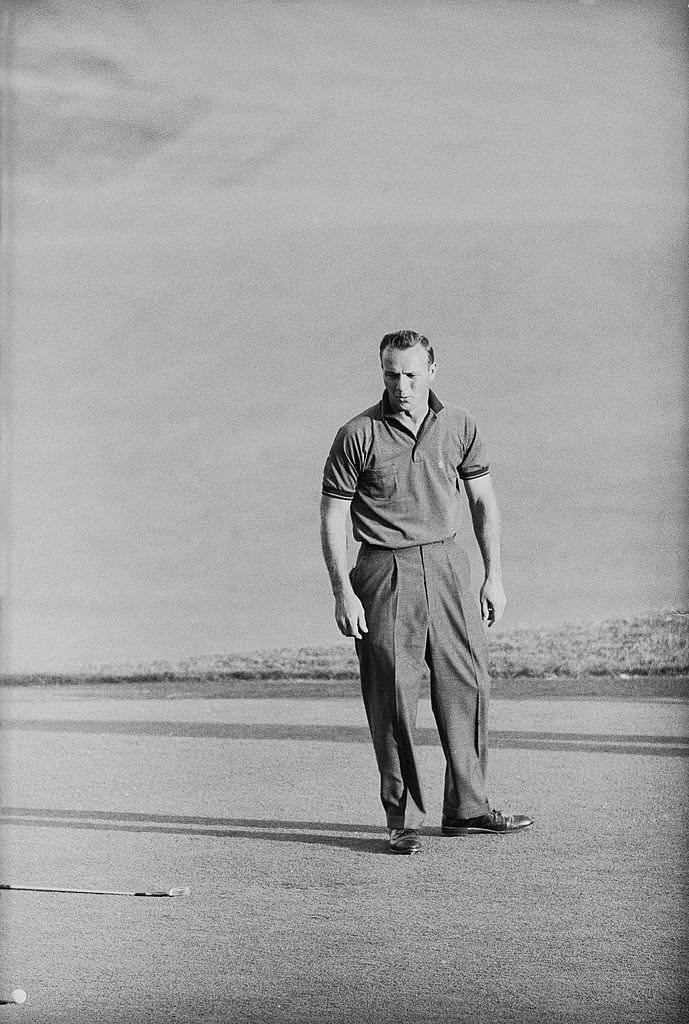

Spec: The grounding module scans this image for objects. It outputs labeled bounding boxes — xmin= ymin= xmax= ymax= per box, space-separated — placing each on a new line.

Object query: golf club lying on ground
xmin=0 ymin=883 xmax=190 ymax=897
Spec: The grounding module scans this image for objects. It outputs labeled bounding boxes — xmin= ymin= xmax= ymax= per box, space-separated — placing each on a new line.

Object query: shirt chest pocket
xmin=360 ymin=464 xmax=398 ymax=500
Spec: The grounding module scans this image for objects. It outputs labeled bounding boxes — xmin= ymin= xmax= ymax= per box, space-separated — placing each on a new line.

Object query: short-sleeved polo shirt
xmin=322 ymin=390 xmax=490 ymax=548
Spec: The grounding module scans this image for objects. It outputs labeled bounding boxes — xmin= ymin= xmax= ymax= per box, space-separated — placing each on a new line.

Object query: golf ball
xmin=10 ymin=989 xmax=27 ymax=1005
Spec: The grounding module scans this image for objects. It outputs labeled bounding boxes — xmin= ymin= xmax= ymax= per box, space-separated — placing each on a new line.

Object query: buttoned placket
xmin=412 ymin=410 xmax=437 ymax=460
xmin=386 ymin=409 xmax=437 ymax=463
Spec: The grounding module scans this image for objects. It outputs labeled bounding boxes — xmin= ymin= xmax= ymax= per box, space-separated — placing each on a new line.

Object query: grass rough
xmin=2 ymin=610 xmax=687 ymax=686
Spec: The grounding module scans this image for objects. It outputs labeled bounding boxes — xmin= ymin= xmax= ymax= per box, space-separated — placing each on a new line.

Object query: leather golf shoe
xmin=389 ymin=828 xmax=421 ymax=855
xmin=441 ymin=808 xmax=534 ymax=836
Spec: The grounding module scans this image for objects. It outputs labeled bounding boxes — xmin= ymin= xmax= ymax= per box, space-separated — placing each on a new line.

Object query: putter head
xmin=168 ymin=886 xmax=190 ymax=897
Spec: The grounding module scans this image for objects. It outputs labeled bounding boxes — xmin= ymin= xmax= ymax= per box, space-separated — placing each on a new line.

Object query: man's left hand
xmin=480 ymin=576 xmax=506 ymax=627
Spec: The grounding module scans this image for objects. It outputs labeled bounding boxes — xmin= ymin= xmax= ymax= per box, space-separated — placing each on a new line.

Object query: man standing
xmin=320 ymin=330 xmax=533 ymax=855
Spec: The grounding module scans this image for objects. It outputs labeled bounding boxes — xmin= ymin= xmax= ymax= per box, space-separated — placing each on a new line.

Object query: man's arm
xmin=464 ymin=473 xmax=507 ymax=627
xmin=319 ymin=494 xmax=368 ymax=640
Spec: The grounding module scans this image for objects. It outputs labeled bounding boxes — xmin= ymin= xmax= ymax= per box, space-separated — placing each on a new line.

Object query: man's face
xmin=381 ymin=343 xmax=437 ymax=418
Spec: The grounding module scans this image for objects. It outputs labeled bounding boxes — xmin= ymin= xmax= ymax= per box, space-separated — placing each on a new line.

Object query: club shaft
xmin=0 ymin=883 xmax=189 ymax=897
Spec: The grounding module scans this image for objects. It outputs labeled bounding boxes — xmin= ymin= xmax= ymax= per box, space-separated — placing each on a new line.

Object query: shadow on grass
xmin=0 ymin=806 xmax=392 ymax=853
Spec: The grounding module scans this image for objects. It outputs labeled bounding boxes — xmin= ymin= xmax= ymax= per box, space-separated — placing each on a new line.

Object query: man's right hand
xmin=334 ymin=590 xmax=368 ymax=640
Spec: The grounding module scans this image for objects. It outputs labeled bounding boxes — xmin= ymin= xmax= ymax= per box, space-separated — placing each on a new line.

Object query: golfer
xmin=320 ymin=330 xmax=533 ymax=854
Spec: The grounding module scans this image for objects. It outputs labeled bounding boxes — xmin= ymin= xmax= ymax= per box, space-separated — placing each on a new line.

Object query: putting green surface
xmin=1 ymin=686 xmax=687 ymax=1023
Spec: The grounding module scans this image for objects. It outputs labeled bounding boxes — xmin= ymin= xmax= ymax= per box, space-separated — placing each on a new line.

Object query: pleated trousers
xmin=352 ymin=538 xmax=490 ymax=830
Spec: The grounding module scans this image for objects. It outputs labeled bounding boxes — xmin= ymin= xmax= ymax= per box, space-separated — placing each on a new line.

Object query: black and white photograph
xmin=0 ymin=1 xmax=687 ymax=1021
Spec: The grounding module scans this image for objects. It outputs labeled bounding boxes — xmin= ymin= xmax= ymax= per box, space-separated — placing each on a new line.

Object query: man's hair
xmin=379 ymin=330 xmax=435 ymax=366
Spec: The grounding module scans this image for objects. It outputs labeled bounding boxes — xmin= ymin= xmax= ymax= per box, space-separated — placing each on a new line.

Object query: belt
xmin=361 ymin=535 xmax=455 ymax=553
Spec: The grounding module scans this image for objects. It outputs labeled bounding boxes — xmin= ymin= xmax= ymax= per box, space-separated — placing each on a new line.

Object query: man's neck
xmin=394 ymin=403 xmax=429 ymax=435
